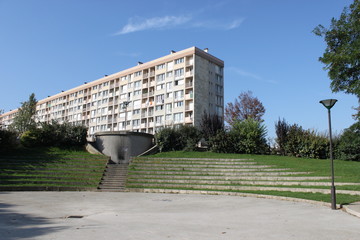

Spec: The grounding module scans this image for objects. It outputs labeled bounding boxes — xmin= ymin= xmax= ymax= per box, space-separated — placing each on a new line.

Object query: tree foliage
xmin=10 ymin=93 xmax=37 ymax=134
xmin=210 ymin=119 xmax=268 ymax=154
xmin=155 ymin=125 xmax=201 ymax=152
xmin=336 ymin=121 xmax=360 ymax=161
xmin=275 ymin=118 xmax=290 ymax=156
xmin=313 ymin=0 xmax=360 ymax=118
xmin=200 ymin=111 xmax=224 ymax=140
xmin=225 ymin=91 xmax=265 ymax=125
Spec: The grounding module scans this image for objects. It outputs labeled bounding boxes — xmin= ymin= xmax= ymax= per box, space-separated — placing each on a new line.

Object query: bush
xmin=155 ymin=127 xmax=182 ymax=152
xmin=155 ymin=125 xmax=201 ymax=152
xmin=336 ymin=122 xmax=360 ymax=161
xmin=209 ymin=129 xmax=236 ymax=153
xmin=0 ymin=129 xmax=18 ymax=150
xmin=178 ymin=125 xmax=201 ymax=151
xmin=232 ymin=119 xmax=268 ymax=154
xmin=282 ymin=124 xmax=329 ymax=159
xmin=18 ymin=121 xmax=88 ymax=148
xmin=209 ymin=119 xmax=268 ymax=154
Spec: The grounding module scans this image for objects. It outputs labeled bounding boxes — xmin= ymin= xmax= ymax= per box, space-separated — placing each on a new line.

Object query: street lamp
xmin=319 ymin=99 xmax=337 ymax=210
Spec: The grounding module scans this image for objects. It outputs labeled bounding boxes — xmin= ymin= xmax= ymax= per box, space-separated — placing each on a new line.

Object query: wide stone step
xmin=126 ymin=183 xmax=360 ymax=196
xmin=131 ymin=167 xmax=289 ymax=172
xmin=132 ymin=161 xmax=258 ymax=165
xmin=127 ymin=178 xmax=360 ymax=186
xmin=127 ymin=175 xmax=331 ymax=181
xmin=98 ymin=163 xmax=128 ymax=191
xmin=127 ymin=170 xmax=310 ymax=176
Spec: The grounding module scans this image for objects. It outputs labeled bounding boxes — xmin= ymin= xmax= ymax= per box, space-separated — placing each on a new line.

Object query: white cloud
xmin=228 ymin=67 xmax=262 ymax=80
xmin=228 ymin=67 xmax=278 ymax=85
xmin=114 ymin=15 xmax=191 ymax=35
xmin=225 ymin=18 xmax=244 ymax=30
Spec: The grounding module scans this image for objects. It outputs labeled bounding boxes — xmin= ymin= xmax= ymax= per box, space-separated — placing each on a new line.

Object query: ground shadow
xmin=0 ymin=200 xmax=68 ymax=240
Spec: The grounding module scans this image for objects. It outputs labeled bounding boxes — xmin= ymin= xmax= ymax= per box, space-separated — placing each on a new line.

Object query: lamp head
xmin=319 ymin=99 xmax=337 ymax=110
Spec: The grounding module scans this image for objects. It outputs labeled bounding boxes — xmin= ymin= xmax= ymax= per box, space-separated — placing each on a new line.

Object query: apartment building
xmin=0 ymin=47 xmax=224 ymax=135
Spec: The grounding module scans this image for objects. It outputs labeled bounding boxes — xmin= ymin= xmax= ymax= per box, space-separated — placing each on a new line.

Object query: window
xmin=155 ymin=116 xmax=163 ymax=124
xmin=128 ymin=83 xmax=133 ymax=89
xmin=167 ymin=61 xmax=173 ymax=70
xmin=174 ymin=90 xmax=184 ymax=100
xmin=165 ymin=114 xmax=172 ymax=121
xmin=156 ymin=63 xmax=165 ymax=70
xmin=174 ymin=79 xmax=184 ymax=86
xmin=135 ymin=71 xmax=142 ymax=77
xmin=174 ymin=112 xmax=184 ymax=123
xmin=166 ymin=92 xmax=173 ymax=99
xmin=156 ymin=73 xmax=165 ymax=83
xmin=120 ymin=85 xmax=127 ymax=93
xmin=174 ymin=101 xmax=183 ymax=108
xmin=166 ymin=82 xmax=172 ymax=91
xmin=174 ymin=68 xmax=184 ymax=78
xmin=166 ymin=71 xmax=173 ymax=78
xmin=133 ymin=109 xmax=140 ymax=115
xmin=175 ymin=58 xmax=184 ymax=64
xmin=133 ymin=100 xmax=141 ymax=108
xmin=134 ymin=80 xmax=141 ymax=89
xmin=156 ymin=84 xmax=164 ymax=91
xmin=133 ymin=90 xmax=141 ymax=96
xmin=166 ymin=103 xmax=172 ymax=113
xmin=133 ymin=119 xmax=140 ymax=126
xmin=121 ymin=76 xmax=127 ymax=81
xmin=156 ymin=94 xmax=165 ymax=104
xmin=155 ymin=105 xmax=164 ymax=111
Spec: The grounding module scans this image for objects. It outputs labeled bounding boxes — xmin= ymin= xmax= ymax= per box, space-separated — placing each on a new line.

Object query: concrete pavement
xmin=0 ymin=192 xmax=360 ymax=240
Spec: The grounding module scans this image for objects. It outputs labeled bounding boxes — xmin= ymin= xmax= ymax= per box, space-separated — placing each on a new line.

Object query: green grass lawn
xmin=137 ymin=151 xmax=360 ymax=204
xmin=0 ymin=147 xmax=109 ymax=189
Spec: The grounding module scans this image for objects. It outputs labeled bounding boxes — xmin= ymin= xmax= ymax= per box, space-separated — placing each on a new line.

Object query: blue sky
xmin=0 ymin=0 xmax=358 ymax=139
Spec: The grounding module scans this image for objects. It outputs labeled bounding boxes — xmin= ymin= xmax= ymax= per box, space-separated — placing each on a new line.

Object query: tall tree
xmin=225 ymin=91 xmax=265 ymax=125
xmin=200 ymin=111 xmax=224 ymax=140
xmin=313 ymin=0 xmax=360 ymax=119
xmin=10 ymin=93 xmax=37 ymax=134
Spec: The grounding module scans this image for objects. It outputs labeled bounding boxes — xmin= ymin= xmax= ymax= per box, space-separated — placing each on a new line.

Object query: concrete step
xmin=130 ymin=166 xmax=289 ymax=171
xmin=127 ymin=175 xmax=331 ymax=181
xmin=127 ymin=178 xmax=360 ymax=186
xmin=126 ymin=183 xmax=360 ymax=196
xmin=127 ymin=170 xmax=310 ymax=176
xmin=98 ymin=163 xmax=128 ymax=192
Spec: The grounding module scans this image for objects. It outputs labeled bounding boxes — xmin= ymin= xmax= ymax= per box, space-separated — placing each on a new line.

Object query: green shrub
xmin=178 ymin=125 xmax=201 ymax=151
xmin=155 ymin=125 xmax=201 ymax=152
xmin=283 ymin=124 xmax=329 ymax=159
xmin=209 ymin=119 xmax=268 ymax=154
xmin=231 ymin=119 xmax=268 ymax=154
xmin=336 ymin=122 xmax=360 ymax=161
xmin=0 ymin=129 xmax=18 ymax=150
xmin=155 ymin=127 xmax=182 ymax=152
xmin=20 ymin=130 xmax=40 ymax=147
xmin=18 ymin=121 xmax=88 ymax=148
xmin=209 ymin=129 xmax=236 ymax=153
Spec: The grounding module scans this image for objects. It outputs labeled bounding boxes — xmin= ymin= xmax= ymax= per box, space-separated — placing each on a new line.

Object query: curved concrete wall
xmin=94 ymin=131 xmax=155 ymax=163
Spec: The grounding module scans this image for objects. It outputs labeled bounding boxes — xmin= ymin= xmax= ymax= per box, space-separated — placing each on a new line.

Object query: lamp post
xmin=122 ymin=101 xmax=131 ymax=131
xmin=319 ymin=99 xmax=337 ymax=210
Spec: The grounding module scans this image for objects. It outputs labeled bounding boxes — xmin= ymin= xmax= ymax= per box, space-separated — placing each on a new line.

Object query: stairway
xmin=127 ymin=157 xmax=360 ymax=196
xmin=98 ymin=163 xmax=128 ymax=192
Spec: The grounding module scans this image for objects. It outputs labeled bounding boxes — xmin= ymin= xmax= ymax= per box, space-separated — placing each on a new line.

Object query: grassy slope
xmin=140 ymin=151 xmax=360 ymax=204
xmin=0 ymin=147 xmax=109 ymax=189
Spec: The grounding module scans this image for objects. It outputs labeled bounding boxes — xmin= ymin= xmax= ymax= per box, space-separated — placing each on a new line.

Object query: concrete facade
xmin=0 ymin=47 xmax=224 ymax=136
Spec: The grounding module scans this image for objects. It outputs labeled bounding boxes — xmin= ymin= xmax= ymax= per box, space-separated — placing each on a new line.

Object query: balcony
xmin=148 ymin=122 xmax=154 ymax=127
xmin=185 ymin=93 xmax=193 ymax=99
xmin=185 ymin=106 xmax=194 ymax=111
xmin=185 ymin=117 xmax=193 ymax=123
xmin=185 ymin=82 xmax=193 ymax=88
xmin=141 ymin=123 xmax=147 ymax=128
xmin=185 ymin=71 xmax=193 ymax=77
